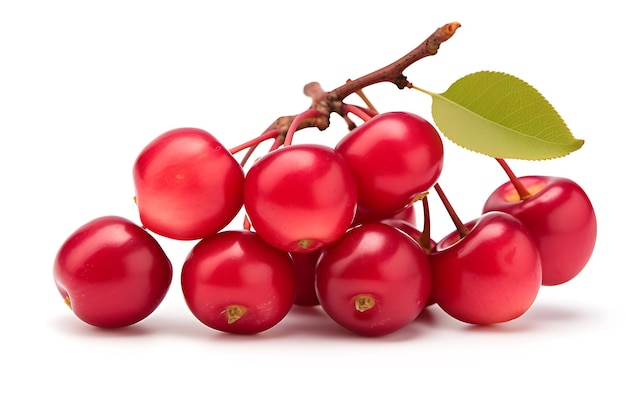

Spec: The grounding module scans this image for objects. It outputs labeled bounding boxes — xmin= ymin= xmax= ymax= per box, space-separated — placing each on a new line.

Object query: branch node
xmin=393 ymin=74 xmax=410 ymax=90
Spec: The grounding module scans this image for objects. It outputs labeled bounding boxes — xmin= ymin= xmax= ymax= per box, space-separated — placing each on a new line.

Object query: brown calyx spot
xmin=297 ymin=239 xmax=315 ymax=250
xmin=224 ymin=305 xmax=247 ymax=324
xmin=411 ymin=191 xmax=429 ymax=204
xmin=64 ymin=296 xmax=72 ymax=309
xmin=355 ymin=294 xmax=376 ymax=312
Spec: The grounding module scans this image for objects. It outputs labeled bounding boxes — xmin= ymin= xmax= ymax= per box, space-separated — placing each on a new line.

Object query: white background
xmin=2 ymin=1 xmax=623 ymax=415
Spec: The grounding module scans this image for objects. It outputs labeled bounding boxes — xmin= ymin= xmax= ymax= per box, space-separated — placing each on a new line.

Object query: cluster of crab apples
xmin=52 ymin=111 xmax=597 ymax=337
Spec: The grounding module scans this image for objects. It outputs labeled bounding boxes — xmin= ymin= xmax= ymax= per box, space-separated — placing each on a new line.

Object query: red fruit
xmin=429 ymin=211 xmax=542 ymax=325
xmin=315 ymin=223 xmax=432 ymax=336
xmin=483 ymin=175 xmax=597 ymax=286
xmin=353 ymin=204 xmax=417 ymax=226
xmin=243 ymin=143 xmax=358 ymax=253
xmin=335 ymin=111 xmax=444 ymax=217
xmin=290 ymin=250 xmax=322 ymax=306
xmin=181 ymin=230 xmax=296 ymax=334
xmin=53 ymin=216 xmax=173 ymax=328
xmin=133 ymin=127 xmax=245 ymax=240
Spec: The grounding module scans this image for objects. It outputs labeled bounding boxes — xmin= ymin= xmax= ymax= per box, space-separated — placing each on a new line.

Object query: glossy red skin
xmin=53 ymin=216 xmax=173 ymax=328
xmin=335 ymin=112 xmax=444 ymax=216
xmin=181 ymin=230 xmax=296 ymax=334
xmin=380 ymin=218 xmax=435 ymax=251
xmin=133 ymin=127 xmax=245 ymax=240
xmin=380 ymin=218 xmax=438 ymax=307
xmin=429 ymin=212 xmax=542 ymax=325
xmin=243 ymin=144 xmax=358 ymax=253
xmin=353 ymin=203 xmax=417 ymax=226
xmin=483 ymin=176 xmax=597 ymax=286
xmin=290 ymin=250 xmax=322 ymax=306
xmin=315 ymin=223 xmax=432 ymax=336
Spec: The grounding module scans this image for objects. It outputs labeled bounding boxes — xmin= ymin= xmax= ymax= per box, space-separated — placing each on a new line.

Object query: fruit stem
xmin=352 ymin=85 xmax=379 ymax=113
xmin=496 ymin=158 xmax=531 ymax=200
xmin=433 ymin=183 xmax=471 ymax=238
xmin=243 ymin=214 xmax=252 ymax=231
xmin=229 ymin=129 xmax=280 ymax=155
xmin=239 ymin=145 xmax=257 ymax=168
xmin=342 ymin=103 xmax=375 ymax=123
xmin=267 ymin=137 xmax=283 ymax=152
xmin=417 ymin=195 xmax=433 ymax=254
xmin=284 ymin=108 xmax=323 ymax=147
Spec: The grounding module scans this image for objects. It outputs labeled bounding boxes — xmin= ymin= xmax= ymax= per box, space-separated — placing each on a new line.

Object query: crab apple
xmin=483 ymin=175 xmax=597 ymax=286
xmin=315 ymin=222 xmax=432 ymax=336
xmin=335 ymin=111 xmax=444 ymax=217
xmin=181 ymin=230 xmax=296 ymax=334
xmin=133 ymin=127 xmax=244 ymax=240
xmin=53 ymin=216 xmax=173 ymax=328
xmin=243 ymin=143 xmax=358 ymax=253
xmin=429 ymin=211 xmax=542 ymax=325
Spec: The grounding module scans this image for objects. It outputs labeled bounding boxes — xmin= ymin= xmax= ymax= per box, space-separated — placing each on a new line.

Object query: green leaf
xmin=420 ymin=71 xmax=584 ymax=160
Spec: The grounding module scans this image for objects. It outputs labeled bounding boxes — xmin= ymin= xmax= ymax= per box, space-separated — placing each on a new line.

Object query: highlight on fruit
xmin=52 ymin=22 xmax=596 ymax=336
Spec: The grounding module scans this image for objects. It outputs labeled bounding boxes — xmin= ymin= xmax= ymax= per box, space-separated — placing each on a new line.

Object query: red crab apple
xmin=429 ymin=185 xmax=541 ymax=325
xmin=243 ymin=143 xmax=358 ymax=253
xmin=335 ymin=111 xmax=444 ymax=217
xmin=483 ymin=160 xmax=597 ymax=286
xmin=133 ymin=127 xmax=245 ymax=240
xmin=53 ymin=216 xmax=173 ymax=328
xmin=181 ymin=230 xmax=296 ymax=334
xmin=315 ymin=222 xmax=432 ymax=336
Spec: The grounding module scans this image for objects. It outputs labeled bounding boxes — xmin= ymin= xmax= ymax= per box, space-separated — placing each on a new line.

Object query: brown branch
xmin=333 ymin=22 xmax=461 ymax=99
xmin=249 ymin=22 xmax=461 ymax=162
